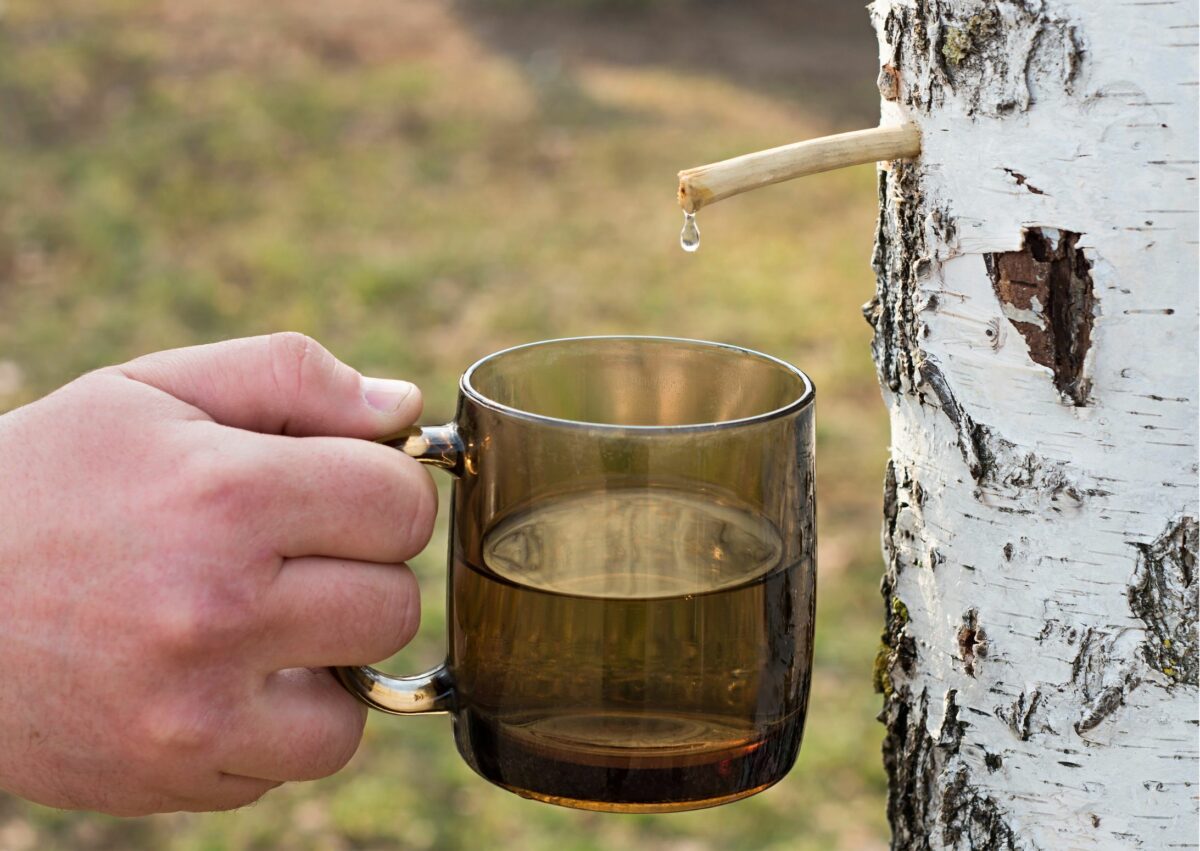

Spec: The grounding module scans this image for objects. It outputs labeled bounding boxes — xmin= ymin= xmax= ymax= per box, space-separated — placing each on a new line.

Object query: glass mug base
xmin=500 ymin=781 xmax=783 ymax=815
xmin=453 ymin=706 xmax=805 ymax=813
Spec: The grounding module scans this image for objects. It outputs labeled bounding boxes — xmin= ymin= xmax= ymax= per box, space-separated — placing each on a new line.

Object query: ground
xmin=0 ymin=1 xmax=889 ymax=848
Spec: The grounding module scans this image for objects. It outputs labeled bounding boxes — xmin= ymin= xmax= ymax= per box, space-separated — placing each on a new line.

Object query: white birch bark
xmin=865 ymin=2 xmax=1199 ymax=849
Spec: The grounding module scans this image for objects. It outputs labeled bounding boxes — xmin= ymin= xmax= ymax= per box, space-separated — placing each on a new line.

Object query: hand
xmin=0 ymin=333 xmax=437 ymax=815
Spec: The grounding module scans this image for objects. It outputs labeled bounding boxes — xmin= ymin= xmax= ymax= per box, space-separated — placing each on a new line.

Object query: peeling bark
xmin=986 ymin=228 xmax=1096 ymax=406
xmin=870 ymin=0 xmax=1198 ymax=848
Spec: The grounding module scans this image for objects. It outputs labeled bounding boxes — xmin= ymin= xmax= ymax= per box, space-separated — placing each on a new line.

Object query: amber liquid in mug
xmin=449 ymin=486 xmax=810 ymax=813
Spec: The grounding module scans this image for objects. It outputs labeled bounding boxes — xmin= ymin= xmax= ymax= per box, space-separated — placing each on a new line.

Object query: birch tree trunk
xmin=865 ymin=1 xmax=1199 ymax=848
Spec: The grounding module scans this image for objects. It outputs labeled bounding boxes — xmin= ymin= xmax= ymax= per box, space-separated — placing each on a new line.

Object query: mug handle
xmin=331 ymin=424 xmax=463 ymax=715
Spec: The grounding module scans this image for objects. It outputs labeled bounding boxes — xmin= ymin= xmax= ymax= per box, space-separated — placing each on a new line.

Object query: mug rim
xmin=460 ymin=335 xmax=815 ymax=433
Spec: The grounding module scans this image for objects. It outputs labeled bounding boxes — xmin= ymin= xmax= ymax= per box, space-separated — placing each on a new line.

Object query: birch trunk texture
xmin=865 ymin=2 xmax=1199 ymax=849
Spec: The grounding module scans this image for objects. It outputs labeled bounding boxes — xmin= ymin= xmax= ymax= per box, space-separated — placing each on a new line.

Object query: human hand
xmin=0 ymin=334 xmax=436 ymax=815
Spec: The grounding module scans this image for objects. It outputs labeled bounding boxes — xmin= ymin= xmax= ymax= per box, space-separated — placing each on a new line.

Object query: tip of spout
xmin=676 ymin=177 xmax=702 ymax=213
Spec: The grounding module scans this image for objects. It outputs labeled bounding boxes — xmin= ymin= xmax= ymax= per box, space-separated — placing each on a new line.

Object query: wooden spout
xmin=676 ymin=123 xmax=922 ymax=213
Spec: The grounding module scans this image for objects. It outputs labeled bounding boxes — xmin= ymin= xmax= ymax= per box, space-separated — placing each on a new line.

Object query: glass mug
xmin=334 ymin=336 xmax=816 ymax=813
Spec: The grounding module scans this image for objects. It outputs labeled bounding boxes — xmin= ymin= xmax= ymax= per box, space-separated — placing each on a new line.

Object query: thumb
xmin=114 ymin=333 xmax=423 ymax=438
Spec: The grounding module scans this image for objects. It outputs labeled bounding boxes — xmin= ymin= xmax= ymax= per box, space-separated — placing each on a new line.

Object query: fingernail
xmin=362 ymin=377 xmax=416 ymax=413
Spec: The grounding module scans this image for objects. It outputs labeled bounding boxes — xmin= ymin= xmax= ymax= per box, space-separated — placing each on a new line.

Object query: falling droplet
xmin=680 ymin=210 xmax=700 ymax=253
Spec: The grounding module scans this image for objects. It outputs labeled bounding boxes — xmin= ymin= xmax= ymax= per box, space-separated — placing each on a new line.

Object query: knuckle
xmin=180 ymin=447 xmax=259 ymax=522
xmin=149 ymin=585 xmax=256 ymax=656
xmin=267 ymin=332 xmax=333 ymax=404
xmin=136 ymin=699 xmax=223 ymax=757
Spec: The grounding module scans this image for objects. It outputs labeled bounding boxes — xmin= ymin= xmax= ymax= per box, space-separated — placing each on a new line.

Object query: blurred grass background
xmin=0 ymin=1 xmax=890 ymax=848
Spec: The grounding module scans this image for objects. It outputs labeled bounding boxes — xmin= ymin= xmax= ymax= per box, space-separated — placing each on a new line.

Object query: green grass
xmin=0 ymin=2 xmax=889 ymax=848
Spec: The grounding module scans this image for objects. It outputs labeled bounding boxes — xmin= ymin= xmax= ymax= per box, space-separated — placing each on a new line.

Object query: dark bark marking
xmin=1002 ymin=167 xmax=1046 ymax=194
xmin=986 ymin=317 xmax=1006 ymax=351
xmin=993 ymin=444 xmax=1086 ymax=503
xmin=879 ymin=63 xmax=901 ymax=101
xmin=1003 ymin=542 xmax=1014 ymax=561
xmin=928 ymin=205 xmax=957 ymax=246
xmin=885 ymin=0 xmax=1084 ymax=117
xmin=1076 ymin=691 xmax=1125 ymax=733
xmin=883 ymin=460 xmax=900 ymax=544
xmin=938 ymin=689 xmax=968 ymax=750
xmin=917 ymin=360 xmax=996 ymax=481
xmin=866 ymin=162 xmax=927 ymax=396
xmin=876 ymin=460 xmax=919 ymax=701
xmin=941 ymin=766 xmax=1023 ymax=851
xmin=985 ymin=228 xmax=1097 ymax=407
xmin=882 ymin=689 xmax=937 ymax=851
xmin=917 ymin=362 xmax=1090 ymax=506
xmin=984 ymin=752 xmax=1003 ymax=772
xmin=1071 ymin=628 xmax=1143 ymax=734
xmin=1128 ymin=516 xmax=1198 ymax=686
xmin=997 ymin=689 xmax=1041 ymax=741
xmin=957 ymin=609 xmax=988 ymax=677
xmin=885 ymin=687 xmax=1027 ymax=849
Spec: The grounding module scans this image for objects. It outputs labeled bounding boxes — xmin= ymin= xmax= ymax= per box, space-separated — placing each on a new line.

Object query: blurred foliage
xmin=474 ymin=0 xmax=682 ymax=9
xmin=0 ymin=0 xmax=888 ymax=849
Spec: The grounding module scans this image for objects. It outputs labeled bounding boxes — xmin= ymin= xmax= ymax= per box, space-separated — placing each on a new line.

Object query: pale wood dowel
xmin=676 ymin=123 xmax=922 ymax=213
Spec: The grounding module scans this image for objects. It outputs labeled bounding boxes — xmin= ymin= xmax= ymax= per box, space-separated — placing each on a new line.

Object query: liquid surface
xmin=451 ymin=486 xmax=812 ymax=812
xmin=482 ymin=487 xmax=783 ymax=598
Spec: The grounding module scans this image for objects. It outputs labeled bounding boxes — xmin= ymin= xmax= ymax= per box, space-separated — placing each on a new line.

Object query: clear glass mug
xmin=334 ymin=336 xmax=816 ymax=813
